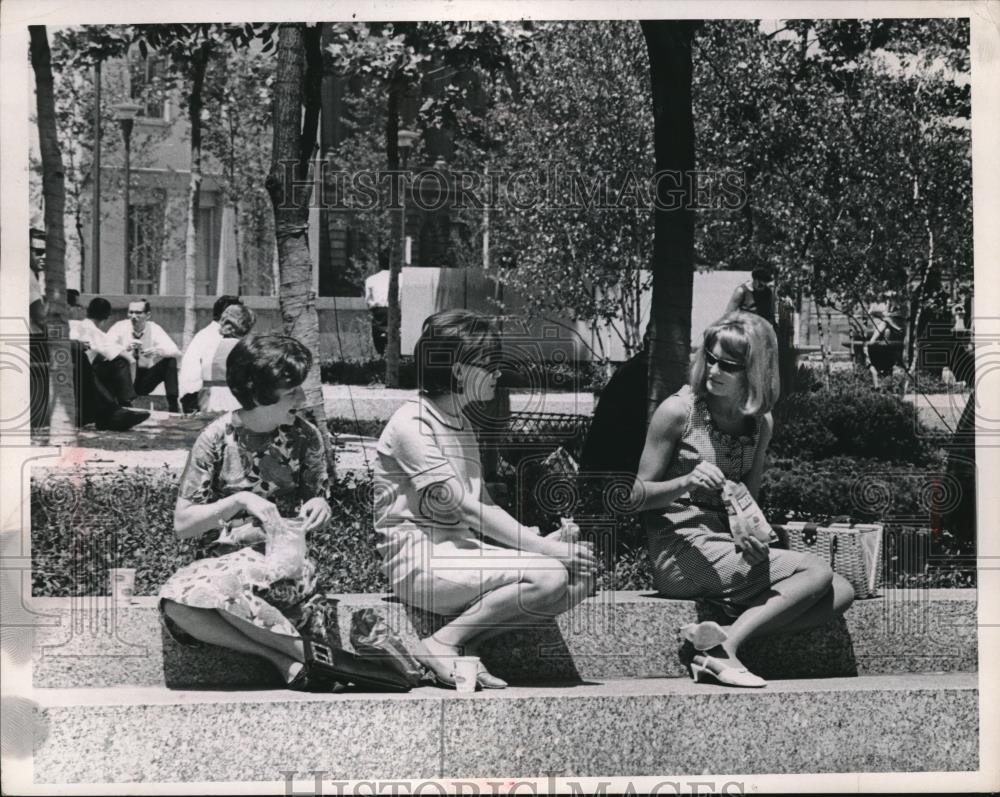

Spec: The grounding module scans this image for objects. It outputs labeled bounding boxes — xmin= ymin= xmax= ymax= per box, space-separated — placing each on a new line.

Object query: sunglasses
xmin=705 ymin=351 xmax=745 ymax=373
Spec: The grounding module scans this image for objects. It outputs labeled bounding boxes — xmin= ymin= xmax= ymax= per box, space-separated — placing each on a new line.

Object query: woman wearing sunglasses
xmin=373 ymin=309 xmax=597 ymax=689
xmin=632 ymin=312 xmax=854 ymax=687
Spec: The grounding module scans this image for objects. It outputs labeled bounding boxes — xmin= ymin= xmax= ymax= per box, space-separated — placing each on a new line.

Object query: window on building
xmin=129 ymin=53 xmax=166 ymax=120
xmin=127 ymin=196 xmax=166 ymax=295
xmin=196 ymin=204 xmax=220 ymax=295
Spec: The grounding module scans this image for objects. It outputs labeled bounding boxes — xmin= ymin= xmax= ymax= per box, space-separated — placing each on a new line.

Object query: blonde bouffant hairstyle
xmin=689 ymin=311 xmax=779 ymax=416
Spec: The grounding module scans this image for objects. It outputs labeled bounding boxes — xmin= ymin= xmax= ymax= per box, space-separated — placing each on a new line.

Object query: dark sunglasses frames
xmin=705 ymin=351 xmax=745 ymax=373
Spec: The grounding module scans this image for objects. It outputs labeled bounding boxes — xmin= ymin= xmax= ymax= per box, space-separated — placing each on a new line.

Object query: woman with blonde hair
xmin=633 ymin=312 xmax=854 ymax=687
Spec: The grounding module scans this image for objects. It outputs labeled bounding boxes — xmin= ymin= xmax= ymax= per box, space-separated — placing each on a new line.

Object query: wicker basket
xmin=774 ymin=522 xmax=884 ymax=598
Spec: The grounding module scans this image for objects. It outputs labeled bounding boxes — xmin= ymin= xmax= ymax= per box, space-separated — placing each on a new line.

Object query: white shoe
xmin=679 ymin=621 xmax=728 ymax=651
xmin=690 ymin=654 xmax=767 ymax=688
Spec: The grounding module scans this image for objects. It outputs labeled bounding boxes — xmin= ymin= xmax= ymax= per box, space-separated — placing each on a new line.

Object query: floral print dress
xmin=159 ymin=411 xmax=334 ymax=645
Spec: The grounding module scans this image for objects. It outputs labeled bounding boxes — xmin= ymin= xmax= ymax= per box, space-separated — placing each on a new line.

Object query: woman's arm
xmin=630 ymin=395 xmax=717 ymax=512
xmin=744 ymin=413 xmax=773 ymax=500
xmin=173 ymin=493 xmax=249 ymax=540
xmin=420 ymin=478 xmax=592 ymax=572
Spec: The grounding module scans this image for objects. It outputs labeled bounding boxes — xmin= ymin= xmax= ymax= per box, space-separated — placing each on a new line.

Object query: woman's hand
xmin=686 ymin=461 xmax=725 ymax=492
xmin=229 ymin=523 xmax=268 ymax=547
xmin=236 ymin=492 xmax=283 ymax=530
xmin=739 ymin=535 xmax=770 ymax=566
xmin=543 ymin=538 xmax=597 ymax=577
xmin=298 ymin=497 xmax=332 ymax=532
xmin=546 ymin=518 xmax=580 ymax=542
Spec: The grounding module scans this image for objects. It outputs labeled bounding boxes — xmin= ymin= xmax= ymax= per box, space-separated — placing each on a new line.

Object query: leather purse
xmin=304 ymin=637 xmax=413 ymax=692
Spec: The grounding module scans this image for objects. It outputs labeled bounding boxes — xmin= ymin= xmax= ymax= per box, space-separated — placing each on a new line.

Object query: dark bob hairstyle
xmin=413 ymin=309 xmax=501 ymax=396
xmin=226 ymin=334 xmax=312 ymax=409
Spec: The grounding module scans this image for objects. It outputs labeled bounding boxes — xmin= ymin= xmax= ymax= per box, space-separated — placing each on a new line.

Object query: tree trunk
xmin=183 ymin=49 xmax=208 ymax=347
xmin=30 ymin=25 xmax=77 ymax=438
xmin=905 ymin=209 xmax=936 ymax=389
xmin=384 ymin=79 xmax=403 ymax=388
xmin=641 ymin=20 xmax=698 ymax=422
xmin=233 ymin=203 xmax=243 ymax=295
xmin=265 ymin=23 xmax=336 ymax=474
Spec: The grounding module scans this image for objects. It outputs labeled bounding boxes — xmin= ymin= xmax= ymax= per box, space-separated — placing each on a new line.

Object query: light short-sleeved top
xmin=373 ymin=397 xmax=497 ymax=587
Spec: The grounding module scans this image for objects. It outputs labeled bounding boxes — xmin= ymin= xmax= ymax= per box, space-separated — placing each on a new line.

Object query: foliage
xmin=39 ymin=28 xmax=174 ymax=279
xmin=319 ymin=355 xmax=602 ymax=392
xmin=759 ymin=455 xmax=930 ymax=523
xmin=200 ymin=45 xmax=278 ymax=295
xmin=772 ymin=373 xmax=936 ymax=464
xmin=695 ymin=19 xmax=971 ymax=370
xmin=486 ymin=20 xmax=655 ymax=362
xmin=30 ymin=466 xmax=386 ymax=596
xmin=31 ymin=436 xmax=971 ymax=597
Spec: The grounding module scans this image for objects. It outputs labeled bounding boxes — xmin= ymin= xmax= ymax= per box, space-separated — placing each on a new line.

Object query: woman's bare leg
xmin=462 ymin=576 xmax=594 ymax=651
xmin=162 ymin=601 xmax=302 ymax=683
xmin=698 ymin=559 xmax=835 ymax=670
xmin=748 ymin=572 xmax=854 ymax=639
xmin=418 ymin=566 xmax=571 ymax=679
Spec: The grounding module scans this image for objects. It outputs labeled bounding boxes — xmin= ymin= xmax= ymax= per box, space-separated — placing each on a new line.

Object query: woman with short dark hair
xmin=159 ymin=334 xmax=339 ymax=691
xmin=633 ymin=312 xmax=854 ymax=688
xmin=374 ymin=309 xmax=597 ymax=689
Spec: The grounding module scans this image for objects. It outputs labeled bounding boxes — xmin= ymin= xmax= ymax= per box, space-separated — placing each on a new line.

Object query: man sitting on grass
xmin=108 ymin=299 xmax=183 ymax=413
xmin=69 ymin=298 xmax=149 ymax=431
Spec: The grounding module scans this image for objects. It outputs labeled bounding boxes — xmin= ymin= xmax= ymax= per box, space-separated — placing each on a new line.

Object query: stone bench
xmin=29 ymin=589 xmax=977 ymax=689
xmin=23 ymin=589 xmax=980 ymax=784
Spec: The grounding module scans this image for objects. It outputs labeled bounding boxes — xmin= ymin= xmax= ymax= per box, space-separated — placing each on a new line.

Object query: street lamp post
xmin=386 ymin=128 xmax=418 ymax=387
xmin=113 ymin=102 xmax=142 ymax=291
xmin=92 ymin=61 xmax=102 ymax=294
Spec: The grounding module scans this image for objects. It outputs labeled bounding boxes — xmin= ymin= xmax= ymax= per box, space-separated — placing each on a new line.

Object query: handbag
xmin=304 ymin=637 xmax=413 ymax=692
xmin=774 ymin=521 xmax=884 ymax=598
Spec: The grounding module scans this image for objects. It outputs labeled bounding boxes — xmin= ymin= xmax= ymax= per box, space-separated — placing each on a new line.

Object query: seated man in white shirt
xmin=69 ymin=297 xmax=149 ymax=430
xmin=108 ymin=299 xmax=183 ymax=413
xmin=178 ymin=294 xmax=242 ymax=414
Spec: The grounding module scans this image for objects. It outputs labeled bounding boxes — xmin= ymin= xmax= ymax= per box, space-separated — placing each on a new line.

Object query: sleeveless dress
xmin=644 ymin=386 xmax=809 ymax=615
xmin=158 ymin=411 xmax=337 ymax=646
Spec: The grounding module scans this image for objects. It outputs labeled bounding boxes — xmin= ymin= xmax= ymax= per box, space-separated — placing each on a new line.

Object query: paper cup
xmin=452 ymin=656 xmax=480 ymax=693
xmin=109 ymin=568 xmax=136 ymax=604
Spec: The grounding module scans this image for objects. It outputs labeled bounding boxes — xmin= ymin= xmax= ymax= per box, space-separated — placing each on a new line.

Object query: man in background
xmin=108 ymin=299 xmax=182 ymax=413
xmin=726 ymin=266 xmax=778 ymax=329
xmin=178 ymin=294 xmax=242 ymax=414
xmin=28 ymin=228 xmax=50 ymax=430
xmin=364 ymin=269 xmax=391 ymax=356
xmin=69 ymin=297 xmax=149 ymax=431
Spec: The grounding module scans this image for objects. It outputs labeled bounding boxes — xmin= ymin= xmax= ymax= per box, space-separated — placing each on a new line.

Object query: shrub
xmin=320 ymin=357 xmax=418 ymax=388
xmin=31 ymin=467 xmax=388 ymax=597
xmin=328 ymin=417 xmax=386 ymax=440
xmin=320 ymin=356 xmax=601 ymax=393
xmin=31 ymin=466 xmax=191 ymax=597
xmin=773 ymin=375 xmax=935 ymax=464
xmin=758 ymin=455 xmax=955 ymax=525
xmin=30 ymin=451 xmax=973 ymax=597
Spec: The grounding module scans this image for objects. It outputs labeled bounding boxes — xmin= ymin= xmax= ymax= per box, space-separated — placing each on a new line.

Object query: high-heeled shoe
xmin=689 ymin=654 xmax=767 ymax=688
xmin=679 ymin=620 xmax=729 ymax=651
xmin=476 ymin=662 xmax=508 ymax=690
xmin=414 ymin=640 xmax=472 ymax=690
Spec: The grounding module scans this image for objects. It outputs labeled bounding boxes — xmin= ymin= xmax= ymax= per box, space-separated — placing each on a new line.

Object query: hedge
xmin=320 ymin=356 xmax=604 ymax=393
xmin=32 ymin=455 xmax=974 ymax=597
xmin=772 ymin=372 xmax=937 ymax=464
xmin=31 ymin=467 xmax=387 ymax=598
